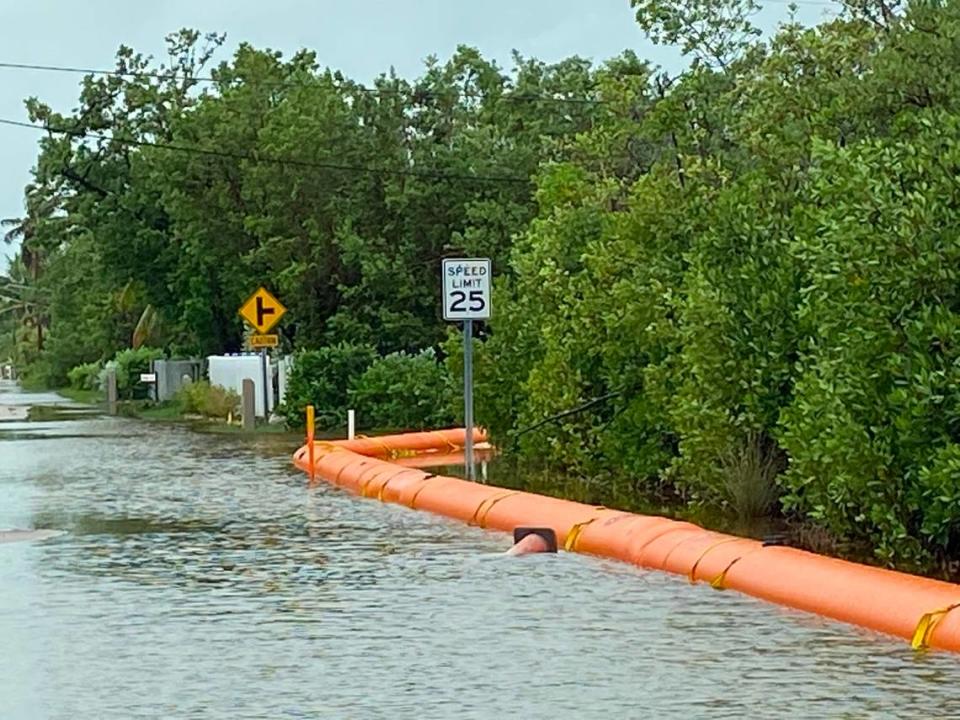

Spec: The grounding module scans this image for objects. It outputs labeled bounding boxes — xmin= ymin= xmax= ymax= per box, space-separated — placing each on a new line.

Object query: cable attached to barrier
xmin=912 ymin=602 xmax=960 ymax=651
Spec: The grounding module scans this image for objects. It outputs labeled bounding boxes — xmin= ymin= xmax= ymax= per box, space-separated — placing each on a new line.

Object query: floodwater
xmin=1 ymin=380 xmax=958 ymax=719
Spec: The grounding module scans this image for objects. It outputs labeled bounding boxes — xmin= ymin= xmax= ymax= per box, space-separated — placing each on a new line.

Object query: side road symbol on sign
xmin=442 ymin=258 xmax=491 ymax=321
xmin=239 ymin=287 xmax=287 ymax=333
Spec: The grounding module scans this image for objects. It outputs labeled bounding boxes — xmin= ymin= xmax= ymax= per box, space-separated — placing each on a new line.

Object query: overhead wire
xmin=0 ymin=117 xmax=534 ymax=185
xmin=0 ymin=60 xmax=607 ymax=106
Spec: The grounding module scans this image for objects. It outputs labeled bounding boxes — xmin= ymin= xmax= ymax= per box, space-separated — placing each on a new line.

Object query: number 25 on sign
xmin=442 ymin=258 xmax=491 ymax=320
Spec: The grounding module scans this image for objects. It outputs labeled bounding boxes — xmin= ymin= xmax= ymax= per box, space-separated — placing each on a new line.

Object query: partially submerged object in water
xmin=505 ymin=527 xmax=558 ymax=556
xmin=0 ymin=528 xmax=63 ymax=544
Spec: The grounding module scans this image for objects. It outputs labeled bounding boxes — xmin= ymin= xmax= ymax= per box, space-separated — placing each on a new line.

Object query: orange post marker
xmin=305 ymin=405 xmax=316 ymax=483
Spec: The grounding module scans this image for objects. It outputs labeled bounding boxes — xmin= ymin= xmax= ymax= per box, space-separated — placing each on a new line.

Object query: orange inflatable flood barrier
xmin=293 ymin=428 xmax=960 ymax=652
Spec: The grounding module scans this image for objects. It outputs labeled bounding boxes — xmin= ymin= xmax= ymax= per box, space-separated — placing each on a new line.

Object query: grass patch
xmin=56 ymin=387 xmax=103 ymax=405
xmin=136 ymin=402 xmax=185 ymax=421
xmin=193 ymin=420 xmax=298 ymax=436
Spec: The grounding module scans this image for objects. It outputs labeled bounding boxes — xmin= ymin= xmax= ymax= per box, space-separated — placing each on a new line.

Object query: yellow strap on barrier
xmin=563 ymin=518 xmax=597 ymax=552
xmin=407 ymin=475 xmax=439 ymax=510
xmin=427 ymin=430 xmax=460 ymax=452
xmin=912 ymin=602 xmax=960 ymax=651
xmin=369 ymin=437 xmax=396 ymax=458
xmin=688 ymin=537 xmax=742 ymax=584
xmin=709 ymin=546 xmax=766 ymax=590
xmin=710 ymin=561 xmax=739 ymax=590
xmin=470 ymin=491 xmax=521 ymax=528
xmin=357 ymin=464 xmax=389 ymax=497
xmin=377 ymin=471 xmax=404 ymax=502
xmin=334 ymin=458 xmax=368 ymax=486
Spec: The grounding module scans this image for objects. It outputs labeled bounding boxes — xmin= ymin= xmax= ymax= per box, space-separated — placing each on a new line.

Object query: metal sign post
xmin=463 ymin=318 xmax=475 ymax=481
xmin=442 ymin=258 xmax=491 ymax=481
xmin=239 ymin=287 xmax=287 ymax=424
xmin=260 ymin=347 xmax=269 ymax=421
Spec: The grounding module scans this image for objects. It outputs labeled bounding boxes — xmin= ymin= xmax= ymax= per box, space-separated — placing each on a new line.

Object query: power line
xmin=0 ymin=117 xmax=533 ymax=185
xmin=0 ymin=60 xmax=607 ymax=107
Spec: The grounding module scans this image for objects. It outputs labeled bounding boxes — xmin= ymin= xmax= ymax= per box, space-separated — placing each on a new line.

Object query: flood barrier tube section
xmin=293 ymin=429 xmax=960 ymax=652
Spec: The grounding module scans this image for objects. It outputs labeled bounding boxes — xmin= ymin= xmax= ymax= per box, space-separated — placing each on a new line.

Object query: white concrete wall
xmin=276 ymin=355 xmax=293 ymax=408
xmin=207 ymin=354 xmax=274 ymax=418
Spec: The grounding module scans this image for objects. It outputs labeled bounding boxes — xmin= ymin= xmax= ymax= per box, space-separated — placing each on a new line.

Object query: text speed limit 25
xmin=442 ymin=258 xmax=491 ymax=321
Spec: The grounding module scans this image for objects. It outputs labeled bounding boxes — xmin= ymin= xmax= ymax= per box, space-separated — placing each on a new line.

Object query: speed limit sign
xmin=442 ymin=258 xmax=491 ymax=321
xmin=441 ymin=257 xmax=491 ymax=482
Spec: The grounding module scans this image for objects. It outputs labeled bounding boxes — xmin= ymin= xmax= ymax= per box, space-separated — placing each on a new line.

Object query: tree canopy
xmin=6 ymin=2 xmax=960 ymax=572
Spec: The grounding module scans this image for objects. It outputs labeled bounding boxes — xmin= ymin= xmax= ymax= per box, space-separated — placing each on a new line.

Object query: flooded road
xmin=2 ymin=380 xmax=958 ymax=719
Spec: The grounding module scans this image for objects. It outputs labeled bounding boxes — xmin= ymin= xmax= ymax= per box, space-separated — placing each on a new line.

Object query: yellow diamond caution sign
xmin=239 ymin=287 xmax=286 ymax=333
xmin=249 ymin=334 xmax=279 ymax=348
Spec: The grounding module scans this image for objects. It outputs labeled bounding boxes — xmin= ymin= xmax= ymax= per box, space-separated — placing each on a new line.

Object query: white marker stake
xmin=347 ymin=409 xmax=356 ymax=440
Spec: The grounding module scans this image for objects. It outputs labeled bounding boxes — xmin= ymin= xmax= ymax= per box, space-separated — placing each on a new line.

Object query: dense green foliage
xmin=471 ymin=0 xmax=960 ymax=571
xmin=281 ymin=343 xmax=378 ymax=429
xmin=175 ymin=380 xmax=240 ymax=418
xmin=66 ymin=360 xmax=102 ymax=391
xmin=347 ymin=349 xmax=456 ymax=431
xmin=6 ymin=2 xmax=960 ymax=571
xmin=106 ymin=347 xmax=164 ymax=399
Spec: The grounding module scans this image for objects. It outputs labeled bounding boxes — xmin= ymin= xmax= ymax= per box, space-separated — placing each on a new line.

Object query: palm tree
xmin=0 ymin=256 xmax=49 ymax=352
xmin=0 ymin=183 xmax=61 ymax=351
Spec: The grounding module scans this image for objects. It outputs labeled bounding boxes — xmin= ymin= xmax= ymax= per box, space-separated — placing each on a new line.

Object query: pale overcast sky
xmin=0 ymin=0 xmax=833 ymax=268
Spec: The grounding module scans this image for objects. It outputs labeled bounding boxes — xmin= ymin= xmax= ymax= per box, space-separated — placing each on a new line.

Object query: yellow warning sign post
xmin=238 ymin=287 xmax=287 ymax=423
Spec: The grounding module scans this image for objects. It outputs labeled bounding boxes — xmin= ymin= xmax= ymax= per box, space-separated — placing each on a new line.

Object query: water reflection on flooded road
xmin=2 ymin=380 xmax=958 ymax=719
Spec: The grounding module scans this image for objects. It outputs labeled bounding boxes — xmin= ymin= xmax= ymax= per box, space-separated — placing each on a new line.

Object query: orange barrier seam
xmin=659 ymin=531 xmax=721 ymax=571
xmin=913 ymin=602 xmax=960 ymax=651
xmin=687 ymin=537 xmax=743 ymax=584
xmin=470 ymin=491 xmax=521 ymax=528
xmin=631 ymin=525 xmax=697 ymax=564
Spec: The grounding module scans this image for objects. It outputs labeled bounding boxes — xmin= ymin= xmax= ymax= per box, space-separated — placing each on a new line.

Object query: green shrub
xmin=67 ymin=361 xmax=103 ymax=391
xmin=348 ymin=349 xmax=456 ymax=431
xmin=109 ymin=347 xmax=164 ymax=399
xmin=281 ymin=342 xmax=378 ymax=429
xmin=174 ymin=380 xmax=240 ymax=418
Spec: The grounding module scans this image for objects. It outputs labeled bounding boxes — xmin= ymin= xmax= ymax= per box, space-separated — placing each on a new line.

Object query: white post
xmin=347 ymin=409 xmax=356 ymax=440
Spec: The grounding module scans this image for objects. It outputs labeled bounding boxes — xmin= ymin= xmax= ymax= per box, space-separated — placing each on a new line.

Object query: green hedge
xmin=281 ymin=342 xmax=378 ymax=429
xmin=347 ymin=349 xmax=456 ymax=432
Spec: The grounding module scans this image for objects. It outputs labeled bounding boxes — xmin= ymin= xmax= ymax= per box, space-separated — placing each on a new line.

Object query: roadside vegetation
xmin=3 ymin=0 xmax=960 ymax=575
